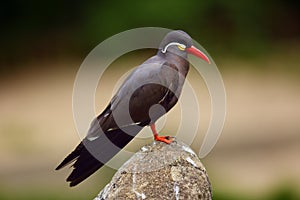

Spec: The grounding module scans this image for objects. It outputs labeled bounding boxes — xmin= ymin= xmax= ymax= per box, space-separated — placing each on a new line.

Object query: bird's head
xmin=159 ymin=30 xmax=210 ymax=64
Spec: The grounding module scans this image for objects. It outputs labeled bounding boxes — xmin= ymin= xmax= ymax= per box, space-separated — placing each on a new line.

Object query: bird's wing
xmin=111 ymin=62 xmax=179 ymax=119
xmin=86 ymin=60 xmax=181 ymax=140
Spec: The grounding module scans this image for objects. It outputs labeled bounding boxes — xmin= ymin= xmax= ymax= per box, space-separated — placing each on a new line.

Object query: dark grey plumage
xmin=56 ymin=30 xmax=207 ymax=186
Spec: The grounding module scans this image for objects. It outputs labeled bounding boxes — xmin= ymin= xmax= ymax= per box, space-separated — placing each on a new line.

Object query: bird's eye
xmin=162 ymin=42 xmax=186 ymax=53
xmin=177 ymin=44 xmax=186 ymax=51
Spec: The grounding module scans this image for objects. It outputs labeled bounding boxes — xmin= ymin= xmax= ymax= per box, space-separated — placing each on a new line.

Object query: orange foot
xmin=154 ymin=135 xmax=174 ymax=144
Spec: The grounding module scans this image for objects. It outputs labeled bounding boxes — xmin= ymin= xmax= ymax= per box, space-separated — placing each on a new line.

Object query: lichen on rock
xmin=95 ymin=140 xmax=212 ymax=200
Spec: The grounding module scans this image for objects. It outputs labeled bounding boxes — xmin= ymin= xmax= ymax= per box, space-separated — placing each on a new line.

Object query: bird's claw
xmin=154 ymin=135 xmax=175 ymax=144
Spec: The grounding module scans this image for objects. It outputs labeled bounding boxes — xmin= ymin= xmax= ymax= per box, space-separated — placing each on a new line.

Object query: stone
xmin=95 ymin=140 xmax=212 ymax=200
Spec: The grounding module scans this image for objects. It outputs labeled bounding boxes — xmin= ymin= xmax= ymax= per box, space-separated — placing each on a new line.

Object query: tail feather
xmin=56 ymin=124 xmax=144 ymax=186
xmin=55 ymin=143 xmax=84 ymax=170
xmin=67 ymin=146 xmax=103 ymax=187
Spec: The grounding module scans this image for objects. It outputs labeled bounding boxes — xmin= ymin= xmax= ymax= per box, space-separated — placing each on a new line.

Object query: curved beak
xmin=186 ymin=46 xmax=210 ymax=64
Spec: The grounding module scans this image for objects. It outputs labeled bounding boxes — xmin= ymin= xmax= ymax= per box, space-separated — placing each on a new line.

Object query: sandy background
xmin=1 ymin=51 xmax=299 ymax=198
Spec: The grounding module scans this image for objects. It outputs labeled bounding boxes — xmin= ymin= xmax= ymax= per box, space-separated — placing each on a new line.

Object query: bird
xmin=56 ymin=30 xmax=210 ymax=187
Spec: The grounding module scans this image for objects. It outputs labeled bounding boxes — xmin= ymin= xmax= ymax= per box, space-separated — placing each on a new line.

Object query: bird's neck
xmin=164 ymin=52 xmax=190 ymax=77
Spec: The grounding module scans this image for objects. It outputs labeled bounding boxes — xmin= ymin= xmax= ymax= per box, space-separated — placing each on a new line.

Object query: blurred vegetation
xmin=1 ymin=0 xmax=300 ymax=71
xmin=213 ymin=185 xmax=300 ymax=200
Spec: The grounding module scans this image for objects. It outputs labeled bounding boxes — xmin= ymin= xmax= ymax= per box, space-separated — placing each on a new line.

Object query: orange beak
xmin=186 ymin=46 xmax=210 ymax=64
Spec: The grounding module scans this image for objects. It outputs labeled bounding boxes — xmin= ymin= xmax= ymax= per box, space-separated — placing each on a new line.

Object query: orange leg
xmin=150 ymin=124 xmax=174 ymax=144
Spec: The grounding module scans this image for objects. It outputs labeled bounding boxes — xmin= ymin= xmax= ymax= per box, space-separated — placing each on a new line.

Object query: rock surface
xmin=95 ymin=140 xmax=212 ymax=200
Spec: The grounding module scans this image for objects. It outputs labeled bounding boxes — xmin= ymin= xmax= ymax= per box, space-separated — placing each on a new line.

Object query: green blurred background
xmin=1 ymin=0 xmax=300 ymax=199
